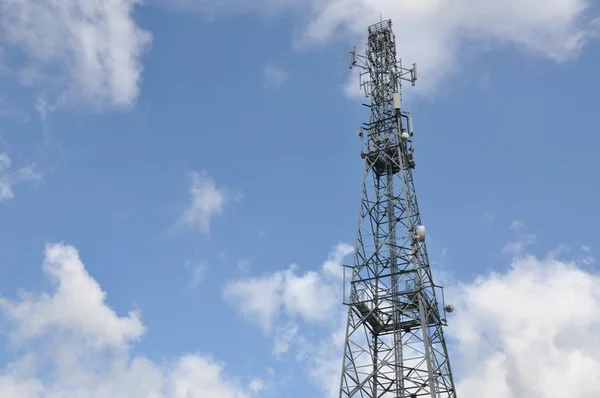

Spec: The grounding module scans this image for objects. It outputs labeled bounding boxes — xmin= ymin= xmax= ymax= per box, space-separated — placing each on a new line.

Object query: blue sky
xmin=0 ymin=1 xmax=599 ymax=397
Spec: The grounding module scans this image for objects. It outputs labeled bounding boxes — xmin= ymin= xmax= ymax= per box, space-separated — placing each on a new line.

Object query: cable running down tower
xmin=339 ymin=19 xmax=457 ymax=398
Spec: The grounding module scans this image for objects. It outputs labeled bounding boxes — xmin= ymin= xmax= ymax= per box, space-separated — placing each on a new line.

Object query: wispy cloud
xmin=263 ymin=63 xmax=289 ymax=87
xmin=0 ymin=152 xmax=42 ymax=202
xmin=34 ymin=94 xmax=66 ymax=142
xmin=178 ymin=171 xmax=228 ymax=235
xmin=503 ymin=220 xmax=536 ymax=256
xmin=183 ymin=260 xmax=206 ymax=292
xmin=509 ymin=220 xmax=525 ymax=231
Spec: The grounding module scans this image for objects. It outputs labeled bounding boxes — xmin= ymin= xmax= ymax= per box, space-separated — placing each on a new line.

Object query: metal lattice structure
xmin=339 ymin=19 xmax=457 ymax=398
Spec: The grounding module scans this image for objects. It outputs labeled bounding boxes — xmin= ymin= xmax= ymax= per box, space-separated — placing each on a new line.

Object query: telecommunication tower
xmin=339 ymin=19 xmax=457 ymax=398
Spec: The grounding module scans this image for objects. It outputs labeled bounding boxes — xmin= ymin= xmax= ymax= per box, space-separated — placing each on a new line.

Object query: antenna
xmin=412 ymin=62 xmax=418 ymax=86
xmin=348 ymin=46 xmax=358 ymax=68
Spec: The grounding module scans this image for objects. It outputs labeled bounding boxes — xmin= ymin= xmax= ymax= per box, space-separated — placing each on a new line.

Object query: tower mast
xmin=340 ymin=19 xmax=457 ymax=398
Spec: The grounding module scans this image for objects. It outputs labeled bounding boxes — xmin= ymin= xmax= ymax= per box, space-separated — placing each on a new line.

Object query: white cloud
xmin=34 ymin=94 xmax=67 ymax=141
xmin=299 ymin=314 xmax=348 ymax=398
xmin=503 ymin=221 xmax=536 ymax=256
xmin=322 ymin=243 xmax=354 ymax=278
xmin=167 ymin=355 xmax=250 ymax=398
xmin=578 ymin=246 xmax=594 ymax=266
xmin=225 ymin=228 xmax=600 ymax=398
xmin=263 ymin=64 xmax=289 ymax=87
xmin=298 ymin=244 xmax=600 ymax=398
xmin=281 ymin=266 xmax=338 ymax=323
xmin=502 ymin=235 xmax=536 ymax=255
xmin=0 ymin=243 xmax=144 ymax=348
xmin=223 ymin=242 xmax=353 ymax=389
xmin=582 ymin=256 xmax=595 ymax=265
xmin=448 ymin=250 xmax=600 ymax=398
xmin=272 ymin=323 xmax=298 ymax=357
xmin=179 ymin=171 xmax=228 ymax=235
xmin=223 ymin=242 xmax=353 ymax=343
xmin=310 ymin=0 xmax=599 ymax=95
xmin=223 ymin=270 xmax=284 ymax=333
xmin=0 ymin=242 xmax=256 ymax=398
xmin=0 ymin=152 xmax=42 ymax=202
xmin=173 ymin=0 xmax=599 ymax=94
xmin=248 ymin=378 xmax=266 ymax=394
xmin=0 ymin=0 xmax=151 ymax=110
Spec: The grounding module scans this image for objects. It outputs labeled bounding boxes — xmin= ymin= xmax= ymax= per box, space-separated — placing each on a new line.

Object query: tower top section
xmin=348 ymin=19 xmax=417 ymax=108
xmin=348 ymin=19 xmax=418 ymax=164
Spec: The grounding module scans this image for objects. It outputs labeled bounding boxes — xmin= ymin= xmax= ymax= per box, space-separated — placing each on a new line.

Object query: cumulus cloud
xmin=448 ymin=250 xmax=600 ymax=398
xmin=0 ymin=242 xmax=256 ymax=398
xmin=179 ymin=171 xmax=228 ymax=235
xmin=0 ymin=152 xmax=41 ymax=202
xmin=298 ymin=244 xmax=600 ymax=398
xmin=0 ymin=244 xmax=144 ymax=348
xmin=173 ymin=0 xmax=599 ymax=94
xmin=223 ymin=242 xmax=354 ymax=346
xmin=223 ymin=242 xmax=353 ymax=392
xmin=222 ymin=241 xmax=354 ymax=397
xmin=298 ymin=316 xmax=348 ymax=398
xmin=224 ymin=270 xmax=283 ymax=332
xmin=226 ymin=231 xmax=600 ymax=398
xmin=0 ymin=0 xmax=151 ymax=110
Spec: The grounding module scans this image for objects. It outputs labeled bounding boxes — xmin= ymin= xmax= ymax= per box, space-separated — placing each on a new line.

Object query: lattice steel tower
xmin=339 ymin=19 xmax=457 ymax=398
